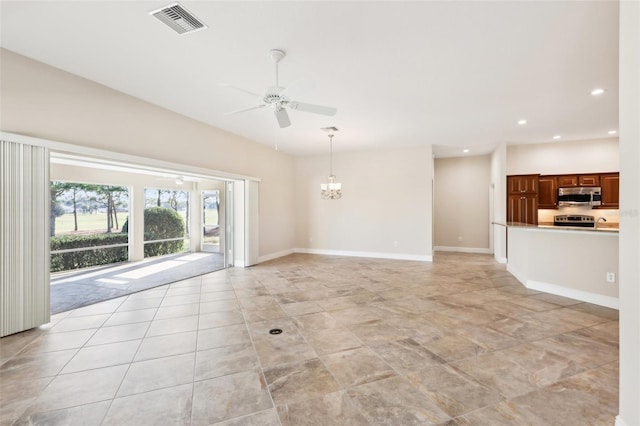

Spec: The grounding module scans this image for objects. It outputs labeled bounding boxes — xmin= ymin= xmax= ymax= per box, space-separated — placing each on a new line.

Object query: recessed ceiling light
xmin=517 ymin=119 xmax=527 ymax=125
xmin=608 ymin=130 xmax=617 ymax=135
xmin=553 ymin=135 xmax=561 ymax=140
xmin=591 ymin=88 xmax=605 ymax=96
xmin=463 ymin=149 xmax=470 ymax=153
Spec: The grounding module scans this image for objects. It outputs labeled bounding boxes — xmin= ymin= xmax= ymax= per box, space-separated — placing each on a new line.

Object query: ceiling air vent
xmin=150 ymin=3 xmax=207 ymax=35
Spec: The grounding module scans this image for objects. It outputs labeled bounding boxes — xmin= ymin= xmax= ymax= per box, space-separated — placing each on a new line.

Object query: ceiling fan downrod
xmin=269 ymin=49 xmax=286 ymax=88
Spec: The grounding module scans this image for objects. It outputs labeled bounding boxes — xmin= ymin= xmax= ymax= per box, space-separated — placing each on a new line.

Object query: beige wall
xmin=0 ymin=49 xmax=295 ymax=259
xmin=294 ymin=146 xmax=433 ymax=260
xmin=507 ymin=138 xmax=619 ymax=175
xmin=434 ymin=155 xmax=491 ymax=251
xmin=618 ymin=1 xmax=640 ymax=424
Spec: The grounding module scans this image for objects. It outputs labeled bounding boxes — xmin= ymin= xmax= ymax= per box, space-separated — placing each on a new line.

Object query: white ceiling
xmin=0 ymin=1 xmax=619 ymax=157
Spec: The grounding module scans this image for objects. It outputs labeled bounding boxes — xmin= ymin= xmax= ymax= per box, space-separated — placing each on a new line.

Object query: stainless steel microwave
xmin=557 ymin=187 xmax=602 ymax=206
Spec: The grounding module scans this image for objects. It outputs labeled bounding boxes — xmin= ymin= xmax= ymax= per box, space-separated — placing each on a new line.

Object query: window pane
xmin=50 ymin=182 xmax=129 ymax=272
xmin=143 ymin=188 xmax=189 ymax=258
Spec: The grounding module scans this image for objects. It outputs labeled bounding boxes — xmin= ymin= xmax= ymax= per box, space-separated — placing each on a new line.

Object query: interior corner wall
xmin=491 ymin=143 xmax=507 ymax=262
xmin=434 ymin=155 xmax=491 ymax=252
xmin=0 ymin=49 xmax=295 ymax=260
xmin=293 ymin=145 xmax=433 ymax=260
xmin=617 ymin=1 xmax=640 ymax=424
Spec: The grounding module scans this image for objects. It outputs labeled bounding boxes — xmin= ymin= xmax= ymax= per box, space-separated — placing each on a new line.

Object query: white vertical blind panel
xmin=1 ymin=140 xmax=50 ymax=337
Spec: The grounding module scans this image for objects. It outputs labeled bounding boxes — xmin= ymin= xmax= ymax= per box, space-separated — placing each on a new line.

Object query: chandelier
xmin=320 ymin=133 xmax=342 ymax=200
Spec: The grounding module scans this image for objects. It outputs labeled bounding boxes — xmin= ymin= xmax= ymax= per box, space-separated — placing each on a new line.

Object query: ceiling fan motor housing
xmin=263 ymin=86 xmax=288 ymax=106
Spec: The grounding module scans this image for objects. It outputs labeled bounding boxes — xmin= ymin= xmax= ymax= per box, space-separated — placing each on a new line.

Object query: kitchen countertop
xmin=498 ymin=221 xmax=619 ymax=233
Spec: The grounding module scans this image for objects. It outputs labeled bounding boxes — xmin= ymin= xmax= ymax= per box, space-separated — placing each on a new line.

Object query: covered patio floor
xmin=50 ymin=252 xmax=225 ymax=314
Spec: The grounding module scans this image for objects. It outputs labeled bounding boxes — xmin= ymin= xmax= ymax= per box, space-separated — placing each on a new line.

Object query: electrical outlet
xmin=606 ymin=272 xmax=616 ymax=283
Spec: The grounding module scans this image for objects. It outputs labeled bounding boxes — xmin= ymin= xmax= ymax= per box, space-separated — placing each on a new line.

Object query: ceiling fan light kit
xmin=320 ymin=132 xmax=342 ymax=200
xmin=221 ymin=49 xmax=337 ymax=128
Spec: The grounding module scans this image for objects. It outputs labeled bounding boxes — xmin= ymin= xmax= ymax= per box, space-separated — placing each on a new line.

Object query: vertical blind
xmin=1 ymin=140 xmax=50 ymax=337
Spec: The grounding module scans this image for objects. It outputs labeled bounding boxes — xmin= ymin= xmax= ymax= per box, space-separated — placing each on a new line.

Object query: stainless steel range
xmin=553 ymin=214 xmax=595 ymax=227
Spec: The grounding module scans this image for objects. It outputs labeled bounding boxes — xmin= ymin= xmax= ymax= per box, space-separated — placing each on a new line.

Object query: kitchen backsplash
xmin=538 ymin=206 xmax=620 ymax=224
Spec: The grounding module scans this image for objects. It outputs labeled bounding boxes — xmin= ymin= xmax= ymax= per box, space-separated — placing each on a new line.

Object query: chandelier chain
xmin=329 ymin=134 xmax=334 ymax=176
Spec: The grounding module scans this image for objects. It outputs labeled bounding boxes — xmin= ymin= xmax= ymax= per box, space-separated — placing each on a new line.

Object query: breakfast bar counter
xmin=502 ymin=222 xmax=619 ymax=309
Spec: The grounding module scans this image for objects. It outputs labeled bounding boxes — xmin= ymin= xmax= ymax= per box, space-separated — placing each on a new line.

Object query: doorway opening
xmin=49 ymin=153 xmax=234 ymax=314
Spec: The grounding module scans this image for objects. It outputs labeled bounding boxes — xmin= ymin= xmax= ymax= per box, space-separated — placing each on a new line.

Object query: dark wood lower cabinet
xmin=508 ymin=194 xmax=538 ymax=224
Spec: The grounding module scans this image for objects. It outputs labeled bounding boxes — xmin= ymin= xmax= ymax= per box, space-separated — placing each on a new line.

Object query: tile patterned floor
xmin=0 ymin=253 xmax=619 ymax=425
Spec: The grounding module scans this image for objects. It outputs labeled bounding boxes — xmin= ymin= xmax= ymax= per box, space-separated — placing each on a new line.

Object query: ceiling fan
xmin=220 ymin=49 xmax=337 ymax=128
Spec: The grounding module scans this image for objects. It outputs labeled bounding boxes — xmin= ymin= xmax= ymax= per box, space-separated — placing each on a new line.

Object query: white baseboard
xmin=294 ymin=248 xmax=432 ymax=262
xmin=495 ymin=256 xmax=508 ymax=264
xmin=525 ymin=280 xmax=619 ymax=310
xmin=257 ymin=249 xmax=294 ymax=264
xmin=433 ymin=246 xmax=492 ymax=254
xmin=506 ymin=264 xmax=527 ymax=285
xmin=615 ymin=415 xmax=628 ymax=426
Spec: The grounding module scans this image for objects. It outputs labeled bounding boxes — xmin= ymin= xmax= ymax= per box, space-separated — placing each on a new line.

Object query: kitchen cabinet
xmin=507 ymin=175 xmax=539 ymax=224
xmin=578 ymin=174 xmax=600 ymax=186
xmin=508 ymin=175 xmax=538 ymax=194
xmin=600 ymin=173 xmax=620 ymax=208
xmin=538 ymin=176 xmax=558 ymax=209
xmin=557 ymin=175 xmax=578 ymax=187
xmin=508 ymin=194 xmax=538 ymax=224
xmin=557 ymin=174 xmax=600 ymax=187
xmin=509 ymin=172 xmax=619 ymax=215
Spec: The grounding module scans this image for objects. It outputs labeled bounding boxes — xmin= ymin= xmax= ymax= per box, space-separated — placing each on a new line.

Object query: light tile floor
xmin=0 ymin=253 xmax=619 ymax=425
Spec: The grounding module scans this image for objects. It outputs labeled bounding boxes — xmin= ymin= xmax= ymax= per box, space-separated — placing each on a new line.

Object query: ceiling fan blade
xmin=274 ymin=107 xmax=291 ymax=128
xmin=224 ymin=104 xmax=266 ymax=116
xmin=288 ymin=101 xmax=337 ymax=116
xmin=218 ymin=83 xmax=262 ymax=98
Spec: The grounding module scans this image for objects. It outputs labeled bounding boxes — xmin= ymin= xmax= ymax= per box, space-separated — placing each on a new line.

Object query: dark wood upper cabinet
xmin=557 ymin=174 xmax=601 ymax=187
xmin=507 ymin=174 xmax=539 ymax=194
xmin=600 ymin=173 xmax=620 ymax=208
xmin=557 ymin=175 xmax=578 ymax=187
xmin=578 ymin=174 xmax=600 ymax=186
xmin=538 ymin=176 xmax=558 ymax=209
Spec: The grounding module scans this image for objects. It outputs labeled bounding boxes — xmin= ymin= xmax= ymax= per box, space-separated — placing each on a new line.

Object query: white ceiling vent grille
xmin=150 ymin=3 xmax=207 ymax=34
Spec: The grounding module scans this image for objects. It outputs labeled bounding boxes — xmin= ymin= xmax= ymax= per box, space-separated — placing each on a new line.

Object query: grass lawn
xmin=55 ymin=209 xmax=218 ymax=236
xmin=55 ymin=212 xmax=129 ymax=235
